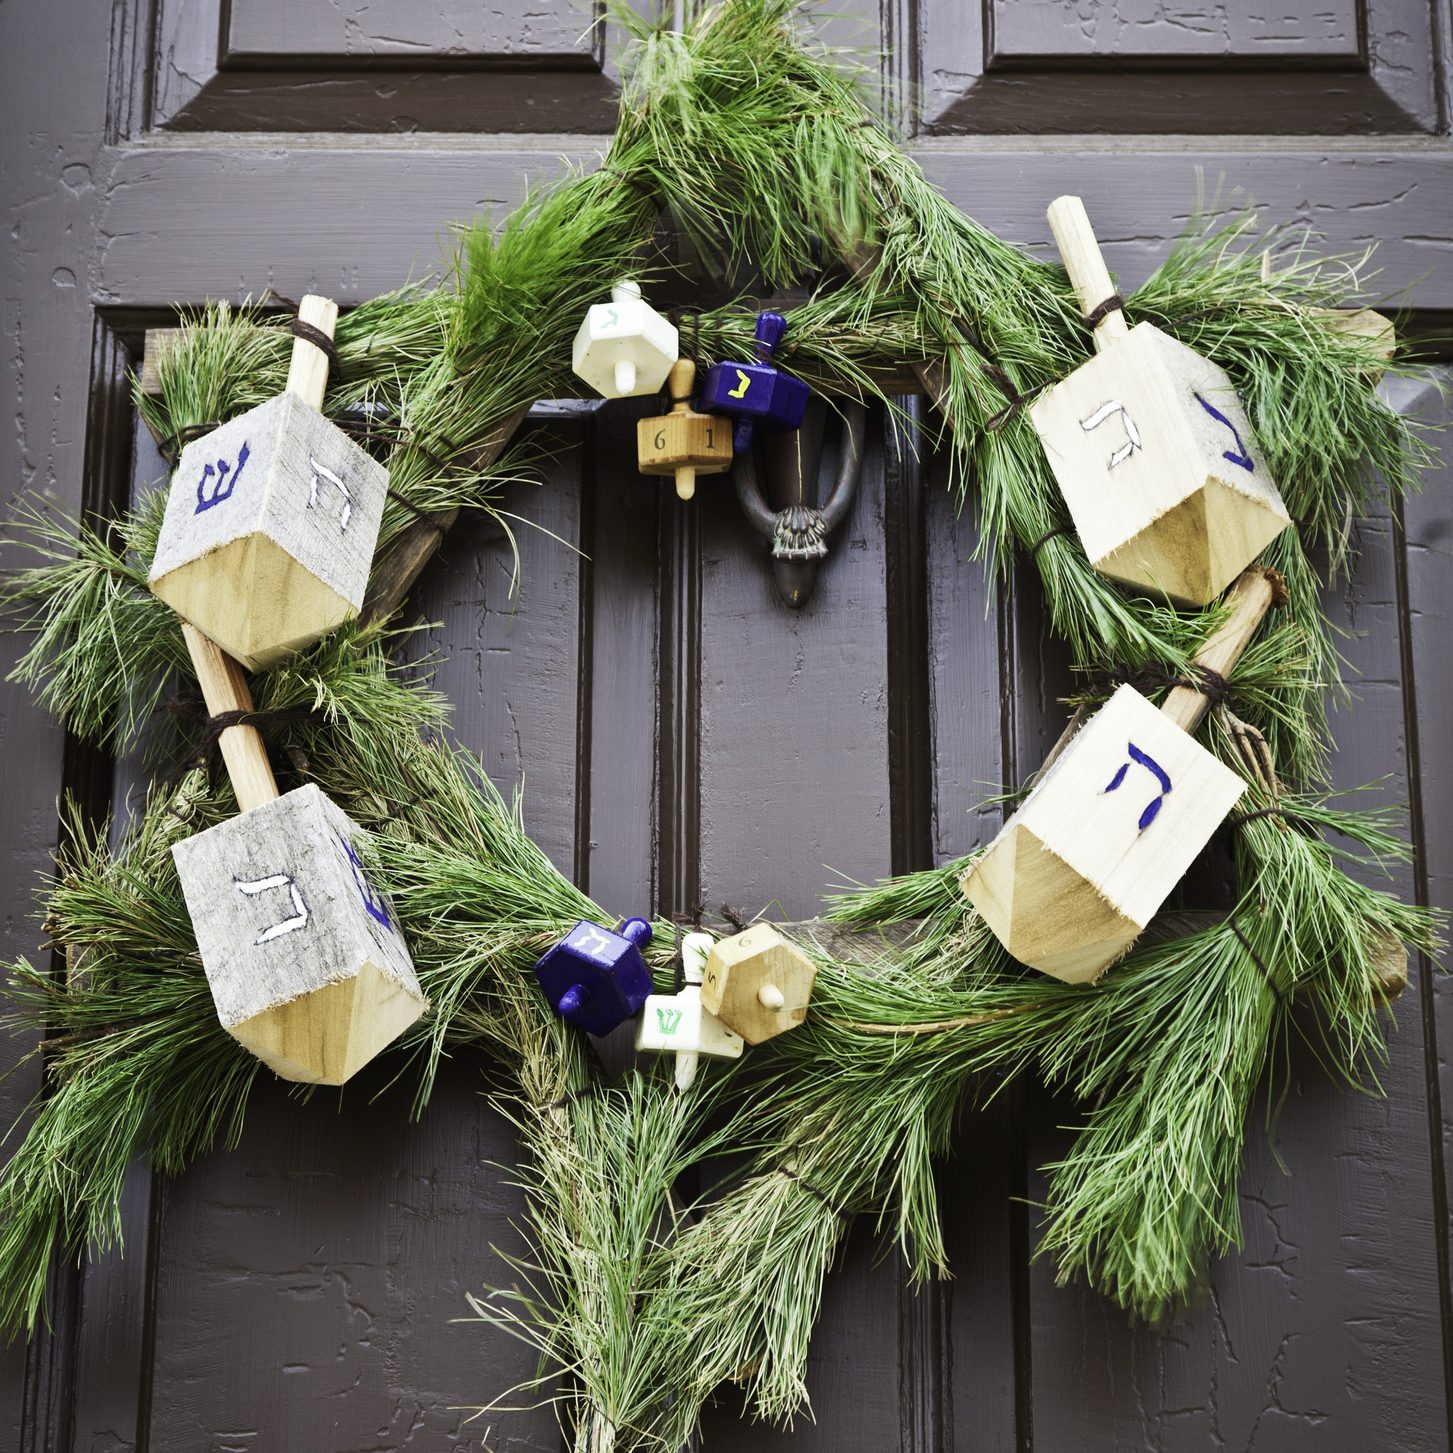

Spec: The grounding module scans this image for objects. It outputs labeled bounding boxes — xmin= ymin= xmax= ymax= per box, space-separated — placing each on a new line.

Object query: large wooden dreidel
xmin=636 ymin=932 xmax=744 ymax=1090
xmin=571 ymin=279 xmax=679 ymax=399
xmin=148 ymin=297 xmax=391 ymax=669
xmin=962 ymin=568 xmax=1281 ymax=984
xmin=1029 ymin=198 xmax=1291 ymax=605
xmin=700 ymin=923 xmax=815 ymax=1045
xmin=170 ymin=624 xmax=425 ymax=1083
xmin=637 ymin=359 xmax=734 ymax=500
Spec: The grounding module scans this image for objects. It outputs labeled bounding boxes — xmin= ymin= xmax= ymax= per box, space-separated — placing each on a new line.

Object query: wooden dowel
xmin=180 ymin=622 xmax=280 ymax=813
xmin=285 ymin=295 xmax=338 ymax=411
xmin=1160 ymin=567 xmax=1282 ymax=735
xmin=1047 ymin=195 xmax=1129 ymax=350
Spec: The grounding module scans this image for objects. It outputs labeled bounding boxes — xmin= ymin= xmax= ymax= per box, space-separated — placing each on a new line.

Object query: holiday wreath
xmin=0 ymin=4 xmax=1442 ymax=1449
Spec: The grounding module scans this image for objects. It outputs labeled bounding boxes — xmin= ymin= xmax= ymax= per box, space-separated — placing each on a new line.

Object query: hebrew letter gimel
xmin=1103 ymin=741 xmax=1173 ymax=831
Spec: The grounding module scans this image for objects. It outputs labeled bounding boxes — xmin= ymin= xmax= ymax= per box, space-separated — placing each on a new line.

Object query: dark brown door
xmin=3 ymin=1 xmax=1450 ymax=1449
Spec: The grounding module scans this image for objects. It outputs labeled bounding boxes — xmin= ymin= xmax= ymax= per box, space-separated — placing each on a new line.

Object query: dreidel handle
xmin=180 ymin=622 xmax=280 ymax=813
xmin=667 ymin=358 xmax=698 ymax=501
xmin=284 ymin=294 xmax=339 ymax=412
xmin=1047 ymin=196 xmax=1129 ymax=351
xmin=1160 ymin=568 xmax=1284 ymax=735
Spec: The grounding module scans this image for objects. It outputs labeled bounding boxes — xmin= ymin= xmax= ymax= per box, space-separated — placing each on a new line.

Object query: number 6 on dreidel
xmin=170 ymin=623 xmax=426 ymax=1083
xmin=961 ymin=567 xmax=1282 ymax=983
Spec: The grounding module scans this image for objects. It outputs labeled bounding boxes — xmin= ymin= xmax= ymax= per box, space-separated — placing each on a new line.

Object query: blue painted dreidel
xmin=534 ymin=916 xmax=654 ymax=1035
xmin=701 ymin=312 xmax=810 ymax=453
xmin=961 ymin=568 xmax=1279 ymax=984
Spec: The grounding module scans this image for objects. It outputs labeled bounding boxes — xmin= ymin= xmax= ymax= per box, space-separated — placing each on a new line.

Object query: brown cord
xmin=1230 ymin=915 xmax=1285 ymax=1007
xmin=1084 ymin=292 xmax=1125 ymax=328
xmin=1028 ymin=523 xmax=1071 ymax=559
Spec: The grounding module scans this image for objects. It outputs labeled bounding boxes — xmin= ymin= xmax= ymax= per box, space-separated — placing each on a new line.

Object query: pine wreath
xmin=0 ymin=4 xmax=1441 ymax=1449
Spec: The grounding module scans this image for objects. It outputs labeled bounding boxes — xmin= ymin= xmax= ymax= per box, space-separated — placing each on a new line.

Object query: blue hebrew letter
xmin=1103 ymin=741 xmax=1173 ymax=831
xmin=1079 ymin=399 xmax=1143 ymax=469
xmin=195 ymin=440 xmax=251 ymax=513
xmin=337 ymin=832 xmax=392 ymax=931
xmin=1194 ymin=392 xmax=1254 ymax=472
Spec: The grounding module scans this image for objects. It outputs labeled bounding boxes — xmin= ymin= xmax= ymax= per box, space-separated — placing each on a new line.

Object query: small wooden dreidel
xmin=1029 ymin=198 xmax=1291 ymax=606
xmin=700 ymin=311 xmax=810 ymax=453
xmin=148 ymin=296 xmax=391 ymax=669
xmin=635 ymin=931 xmax=744 ymax=1090
xmin=700 ymin=923 xmax=815 ymax=1045
xmin=637 ymin=359 xmax=734 ymax=500
xmin=571 ymin=279 xmax=679 ymax=399
xmin=169 ymin=624 xmax=425 ymax=1084
xmin=961 ymin=568 xmax=1282 ymax=984
xmin=533 ymin=917 xmax=654 ymax=1035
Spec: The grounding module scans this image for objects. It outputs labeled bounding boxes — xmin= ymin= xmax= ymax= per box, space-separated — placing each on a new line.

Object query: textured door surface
xmin=3 ymin=1 xmax=1451 ymax=1449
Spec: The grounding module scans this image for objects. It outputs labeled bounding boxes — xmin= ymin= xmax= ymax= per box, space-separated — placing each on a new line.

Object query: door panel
xmin=920 ymin=0 xmax=1443 ymax=133
xmin=4 ymin=0 xmax=1452 ymax=1449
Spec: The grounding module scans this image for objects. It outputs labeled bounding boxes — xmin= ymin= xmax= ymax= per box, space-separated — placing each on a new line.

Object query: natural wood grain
xmin=1161 ymin=566 xmax=1281 ymax=732
xmin=637 ymin=358 xmax=733 ymax=499
xmin=1030 ymin=319 xmax=1291 ymax=604
xmin=699 ymin=923 xmax=816 ymax=1045
xmin=1046 ymin=195 xmax=1129 ymax=345
xmin=283 ymin=293 xmax=336 ymax=409
xmin=179 ymin=622 xmax=278 ymax=812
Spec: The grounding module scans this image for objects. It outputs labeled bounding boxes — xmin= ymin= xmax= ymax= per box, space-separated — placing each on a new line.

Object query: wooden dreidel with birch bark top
xmin=571 ymin=279 xmax=679 ymax=399
xmin=700 ymin=311 xmax=810 ymax=453
xmin=700 ymin=923 xmax=815 ymax=1045
xmin=637 ymin=359 xmax=734 ymax=500
xmin=636 ymin=932 xmax=744 ymax=1090
xmin=169 ymin=624 xmax=425 ymax=1084
xmin=533 ymin=917 xmax=654 ymax=1036
xmin=961 ymin=567 xmax=1282 ymax=984
xmin=148 ymin=297 xmax=390 ymax=670
xmin=1029 ymin=198 xmax=1291 ymax=605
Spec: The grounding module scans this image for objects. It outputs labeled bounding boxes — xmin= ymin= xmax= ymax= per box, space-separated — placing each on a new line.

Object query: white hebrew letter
xmin=570 ymin=925 xmax=616 ymax=961
xmin=307 ymin=456 xmax=353 ymax=531
xmin=1079 ymin=399 xmax=1143 ymax=469
xmin=237 ymin=872 xmax=311 ymax=945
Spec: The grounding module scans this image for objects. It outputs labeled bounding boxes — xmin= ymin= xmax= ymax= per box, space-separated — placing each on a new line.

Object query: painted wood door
xmin=2 ymin=1 xmax=1450 ymax=1449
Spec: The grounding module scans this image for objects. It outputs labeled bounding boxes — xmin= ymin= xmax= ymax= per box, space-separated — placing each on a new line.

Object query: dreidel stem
xmin=180 ymin=622 xmax=280 ymax=813
xmin=1160 ymin=567 xmax=1283 ymax=735
xmin=284 ymin=294 xmax=339 ymax=412
xmin=666 ymin=358 xmax=699 ymax=500
xmin=1047 ymin=196 xmax=1130 ymax=352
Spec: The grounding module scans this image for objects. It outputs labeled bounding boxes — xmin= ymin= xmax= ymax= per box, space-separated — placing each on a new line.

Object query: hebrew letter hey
xmin=307 ymin=456 xmax=353 ymax=530
xmin=1103 ymin=741 xmax=1174 ymax=830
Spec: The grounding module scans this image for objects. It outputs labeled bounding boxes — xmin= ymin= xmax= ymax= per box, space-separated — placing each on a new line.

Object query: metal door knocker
xmin=733 ymin=396 xmax=865 ymax=608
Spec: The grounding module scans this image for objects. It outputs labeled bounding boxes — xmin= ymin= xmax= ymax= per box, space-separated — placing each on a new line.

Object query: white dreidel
xmin=148 ymin=296 xmax=390 ymax=668
xmin=635 ymin=932 xmax=744 ymax=1091
xmin=1029 ymin=198 xmax=1291 ymax=605
xmin=961 ymin=567 xmax=1281 ymax=984
xmin=571 ymin=279 xmax=679 ymax=399
xmin=169 ymin=623 xmax=426 ymax=1084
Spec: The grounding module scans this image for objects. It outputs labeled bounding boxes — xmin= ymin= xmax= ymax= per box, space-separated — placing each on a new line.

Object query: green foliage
xmin=0 ymin=1 xmax=1441 ymax=1446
